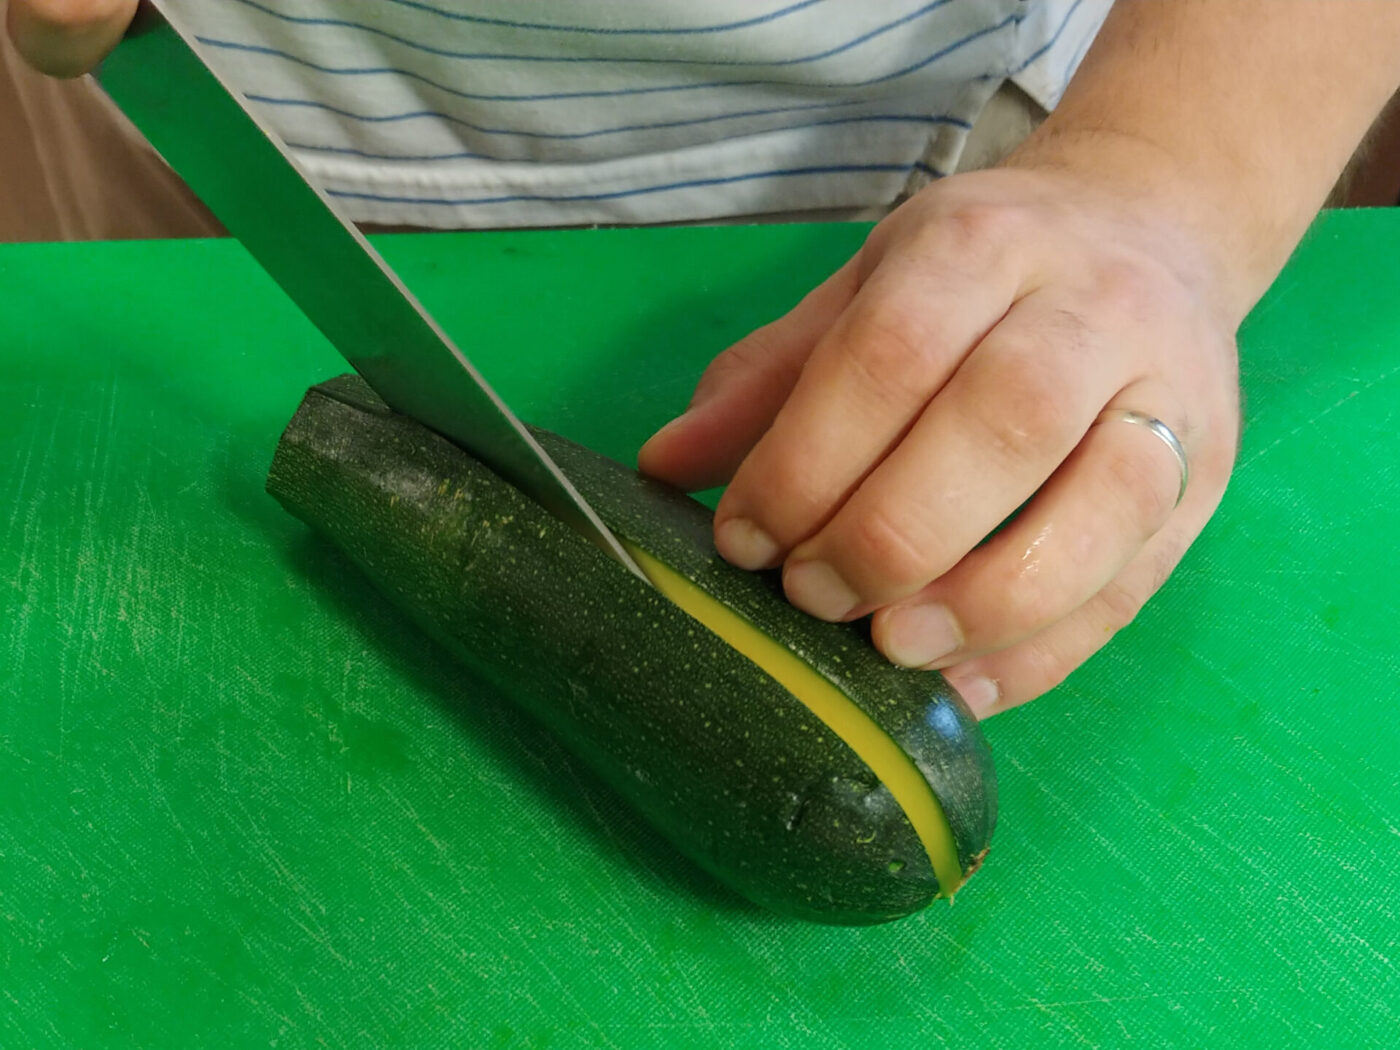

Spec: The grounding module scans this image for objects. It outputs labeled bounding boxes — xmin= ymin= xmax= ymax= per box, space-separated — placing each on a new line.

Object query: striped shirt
xmin=167 ymin=0 xmax=1113 ymax=228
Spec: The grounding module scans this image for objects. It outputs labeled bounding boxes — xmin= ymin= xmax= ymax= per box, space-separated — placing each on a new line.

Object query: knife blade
xmin=95 ymin=1 xmax=647 ymax=581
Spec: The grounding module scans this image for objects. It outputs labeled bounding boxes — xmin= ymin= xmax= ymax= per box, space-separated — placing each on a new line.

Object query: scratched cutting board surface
xmin=2 ymin=212 xmax=1397 ymax=1048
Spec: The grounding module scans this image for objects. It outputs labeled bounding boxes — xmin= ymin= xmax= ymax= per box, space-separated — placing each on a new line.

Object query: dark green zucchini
xmin=266 ymin=375 xmax=995 ymax=924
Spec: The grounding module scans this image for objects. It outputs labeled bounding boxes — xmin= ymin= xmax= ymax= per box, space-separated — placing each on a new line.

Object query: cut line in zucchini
xmin=627 ymin=545 xmax=966 ymax=896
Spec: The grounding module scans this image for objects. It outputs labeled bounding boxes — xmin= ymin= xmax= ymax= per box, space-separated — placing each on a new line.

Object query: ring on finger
xmin=1093 ymin=409 xmax=1189 ymax=507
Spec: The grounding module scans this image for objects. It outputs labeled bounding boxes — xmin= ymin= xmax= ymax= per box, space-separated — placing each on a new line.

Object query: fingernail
xmin=715 ymin=517 xmax=780 ymax=570
xmin=784 ymin=560 xmax=860 ymax=621
xmin=944 ymin=673 xmax=1000 ymax=717
xmin=883 ymin=603 xmax=963 ymax=668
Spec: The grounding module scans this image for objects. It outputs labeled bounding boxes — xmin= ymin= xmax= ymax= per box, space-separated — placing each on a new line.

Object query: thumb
xmin=7 ymin=0 xmax=140 ymax=78
xmin=638 ymin=260 xmax=858 ymax=491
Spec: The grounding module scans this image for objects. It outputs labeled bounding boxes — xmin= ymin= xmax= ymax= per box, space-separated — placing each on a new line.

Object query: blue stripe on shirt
xmin=369 ymin=0 xmax=828 ymax=35
xmin=197 ymin=12 xmax=1018 ymax=108
xmin=286 ymin=113 xmax=971 ymax=162
xmin=253 ymin=94 xmax=969 ymax=145
xmin=1061 ymin=5 xmax=1099 ymax=79
xmin=1008 ymin=0 xmax=1085 ymax=75
xmin=324 ymin=162 xmax=943 ymax=208
xmin=223 ymin=0 xmax=958 ymax=69
xmin=864 ymin=14 xmax=1016 ymax=85
xmin=201 ymin=36 xmax=770 ymax=102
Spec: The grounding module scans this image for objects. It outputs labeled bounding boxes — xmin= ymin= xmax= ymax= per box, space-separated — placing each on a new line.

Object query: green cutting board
xmin=2 ymin=213 xmax=1397 ymax=1048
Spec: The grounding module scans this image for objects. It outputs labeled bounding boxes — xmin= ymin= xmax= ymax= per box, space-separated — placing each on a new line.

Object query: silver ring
xmin=1094 ymin=409 xmax=1189 ymax=507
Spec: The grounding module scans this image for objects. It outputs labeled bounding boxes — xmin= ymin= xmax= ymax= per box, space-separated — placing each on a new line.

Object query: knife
xmin=94 ymin=0 xmax=648 ymax=581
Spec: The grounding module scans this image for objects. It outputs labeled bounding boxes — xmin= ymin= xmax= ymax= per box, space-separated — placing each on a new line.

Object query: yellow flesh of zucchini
xmin=627 ymin=545 xmax=965 ymax=897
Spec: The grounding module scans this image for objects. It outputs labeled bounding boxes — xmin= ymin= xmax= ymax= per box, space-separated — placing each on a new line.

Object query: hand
xmin=7 ymin=0 xmax=139 ymax=77
xmin=639 ymin=161 xmax=1242 ymax=717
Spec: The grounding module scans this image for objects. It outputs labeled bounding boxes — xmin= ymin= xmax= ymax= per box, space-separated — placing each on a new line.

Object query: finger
xmin=711 ymin=243 xmax=1020 ymax=571
xmin=780 ymin=293 xmax=1125 ymax=621
xmin=939 ymin=492 xmax=1222 ymax=718
xmin=7 ymin=0 xmax=139 ymax=77
xmin=636 ymin=260 xmax=859 ymax=492
xmin=870 ymin=390 xmax=1191 ymax=669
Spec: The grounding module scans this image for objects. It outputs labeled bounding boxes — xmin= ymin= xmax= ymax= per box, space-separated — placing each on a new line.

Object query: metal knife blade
xmin=95 ymin=1 xmax=647 ymax=581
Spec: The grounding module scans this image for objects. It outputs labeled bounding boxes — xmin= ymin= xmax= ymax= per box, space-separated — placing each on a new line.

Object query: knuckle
xmin=855 ymin=228 xmax=894 ymax=280
xmin=937 ymin=201 xmax=1021 ymax=255
xmin=694 ymin=323 xmax=793 ymax=399
xmin=1147 ymin=540 xmax=1187 ymax=596
xmin=1014 ymin=637 xmax=1078 ymax=698
xmin=997 ymin=568 xmax=1065 ymax=639
xmin=1003 ymin=313 xmax=1094 ymax=378
xmin=961 ymin=363 xmax=1078 ymax=464
xmin=844 ymin=503 xmax=941 ymax=590
xmin=712 ymin=324 xmax=781 ymax=375
xmin=1087 ymin=256 xmax=1163 ymax=325
xmin=728 ymin=466 xmax=828 ymax=543
xmin=1095 ymin=578 xmax=1147 ymax=634
xmin=838 ymin=303 xmax=949 ymax=405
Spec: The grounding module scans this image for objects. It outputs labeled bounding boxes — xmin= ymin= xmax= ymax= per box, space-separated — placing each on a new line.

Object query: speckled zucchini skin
xmin=266 ymin=375 xmax=996 ymax=924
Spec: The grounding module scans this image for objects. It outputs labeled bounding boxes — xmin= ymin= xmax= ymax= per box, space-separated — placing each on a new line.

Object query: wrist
xmin=998 ymin=0 xmax=1400 ymax=327
xmin=999 ymin=123 xmax=1292 ymax=325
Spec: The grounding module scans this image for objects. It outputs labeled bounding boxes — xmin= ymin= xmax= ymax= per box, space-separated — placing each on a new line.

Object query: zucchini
xmin=267 ymin=376 xmax=996 ymax=924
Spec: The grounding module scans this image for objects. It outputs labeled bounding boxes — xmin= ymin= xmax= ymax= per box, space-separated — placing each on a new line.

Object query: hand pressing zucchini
xmin=266 ymin=376 xmax=996 ymax=924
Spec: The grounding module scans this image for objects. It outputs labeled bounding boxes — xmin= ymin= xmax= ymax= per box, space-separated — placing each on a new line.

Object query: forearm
xmin=1005 ymin=0 xmax=1400 ymax=318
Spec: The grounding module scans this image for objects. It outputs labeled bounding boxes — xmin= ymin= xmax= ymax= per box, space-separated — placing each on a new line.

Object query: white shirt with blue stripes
xmin=168 ymin=0 xmax=1112 ymax=228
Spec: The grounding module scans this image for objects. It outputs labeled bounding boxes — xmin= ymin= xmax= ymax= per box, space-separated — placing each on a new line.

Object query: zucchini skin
xmin=267 ymin=376 xmax=995 ymax=924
